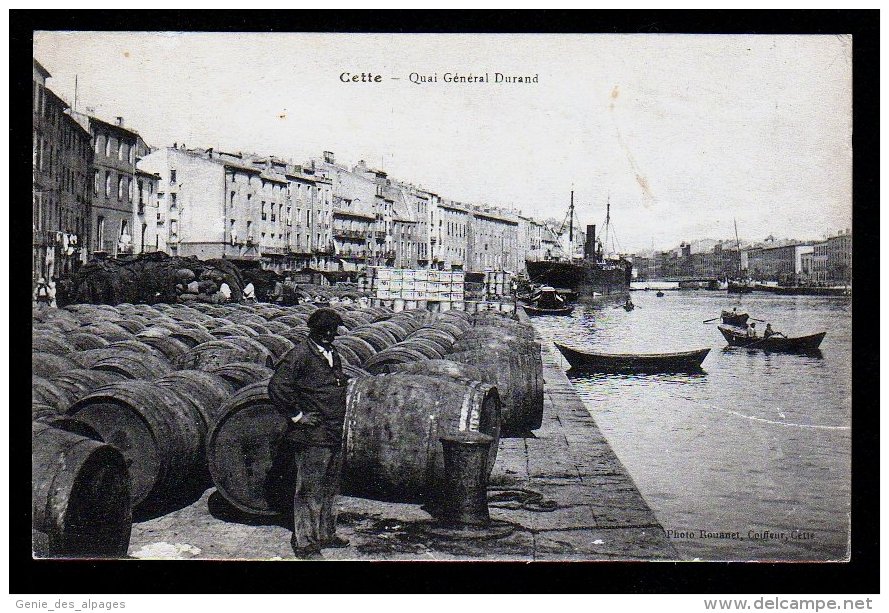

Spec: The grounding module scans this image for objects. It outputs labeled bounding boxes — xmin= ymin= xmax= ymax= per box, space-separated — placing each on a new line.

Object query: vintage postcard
xmin=31 ymin=30 xmax=853 ymax=564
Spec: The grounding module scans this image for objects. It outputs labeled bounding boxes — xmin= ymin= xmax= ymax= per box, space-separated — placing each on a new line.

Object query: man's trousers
xmin=291 ymin=444 xmax=343 ymax=551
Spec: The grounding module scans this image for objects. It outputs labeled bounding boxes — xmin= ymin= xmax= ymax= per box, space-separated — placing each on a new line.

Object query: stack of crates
xmin=366 ymin=267 xmax=465 ymax=310
xmin=484 ymin=270 xmax=513 ymax=299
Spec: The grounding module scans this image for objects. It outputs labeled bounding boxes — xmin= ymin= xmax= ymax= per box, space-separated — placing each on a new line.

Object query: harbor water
xmin=529 ymin=290 xmax=851 ymax=561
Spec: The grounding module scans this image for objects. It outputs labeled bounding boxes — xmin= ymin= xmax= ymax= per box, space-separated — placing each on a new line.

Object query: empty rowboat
xmin=524 ymin=304 xmax=575 ymax=317
xmin=554 ymin=342 xmax=710 ymax=373
xmin=717 ymin=326 xmax=826 ymax=353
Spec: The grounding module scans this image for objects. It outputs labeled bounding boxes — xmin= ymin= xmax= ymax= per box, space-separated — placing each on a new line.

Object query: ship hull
xmin=526 ymin=259 xmax=630 ymax=301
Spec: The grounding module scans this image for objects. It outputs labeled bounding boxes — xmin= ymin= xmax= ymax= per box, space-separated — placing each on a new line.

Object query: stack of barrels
xmin=32 ymin=299 xmax=543 ymax=549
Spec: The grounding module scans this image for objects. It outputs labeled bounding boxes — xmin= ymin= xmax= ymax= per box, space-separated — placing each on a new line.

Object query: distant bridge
xmin=635 ymin=276 xmax=721 ymax=283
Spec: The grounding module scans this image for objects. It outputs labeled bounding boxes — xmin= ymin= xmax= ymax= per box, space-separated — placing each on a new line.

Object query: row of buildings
xmin=33 ymin=58 xmax=577 ymax=286
xmin=632 ymin=232 xmax=853 ymax=286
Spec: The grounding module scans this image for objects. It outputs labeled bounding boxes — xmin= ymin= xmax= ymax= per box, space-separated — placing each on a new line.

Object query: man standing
xmin=268 ymin=308 xmax=350 ymax=559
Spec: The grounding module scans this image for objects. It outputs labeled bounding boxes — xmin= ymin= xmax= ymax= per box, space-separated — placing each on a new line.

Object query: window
xmin=105 ymin=172 xmax=111 ymax=197
xmin=230 ymin=219 xmax=237 ymax=245
xmin=118 ymin=141 xmax=125 ymax=161
xmin=129 ymin=147 xmax=135 ymax=165
xmin=105 ymin=137 xmax=111 ymax=158
xmin=261 ymin=201 xmax=266 ymax=220
xmin=169 ymin=169 xmax=177 ymax=185
xmin=128 ymin=177 xmax=133 ymax=202
xmin=97 ymin=216 xmax=105 ymax=249
xmin=170 ymin=220 xmax=178 ymax=235
xmin=171 ymin=193 xmax=177 ymax=209
xmin=118 ymin=176 xmax=124 ymax=200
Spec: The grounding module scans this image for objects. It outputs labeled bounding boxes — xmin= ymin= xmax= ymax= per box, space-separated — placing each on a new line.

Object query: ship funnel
xmin=584 ymin=225 xmax=596 ymax=260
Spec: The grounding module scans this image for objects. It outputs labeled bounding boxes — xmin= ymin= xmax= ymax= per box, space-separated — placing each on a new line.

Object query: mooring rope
xmin=487 ymin=487 xmax=558 ymax=512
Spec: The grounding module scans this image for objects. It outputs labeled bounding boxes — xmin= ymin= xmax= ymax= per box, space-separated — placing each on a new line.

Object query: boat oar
xmin=750 ymin=317 xmax=768 ymax=323
xmin=703 ymin=316 xmax=721 ymax=323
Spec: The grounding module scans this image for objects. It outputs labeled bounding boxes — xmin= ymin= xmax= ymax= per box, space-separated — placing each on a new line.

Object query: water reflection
xmin=531 ymin=291 xmax=851 ymax=561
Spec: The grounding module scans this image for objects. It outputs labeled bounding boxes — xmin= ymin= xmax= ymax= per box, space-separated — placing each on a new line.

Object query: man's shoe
xmin=292 ymin=546 xmax=323 ymax=560
xmin=321 ymin=536 xmax=350 ymax=549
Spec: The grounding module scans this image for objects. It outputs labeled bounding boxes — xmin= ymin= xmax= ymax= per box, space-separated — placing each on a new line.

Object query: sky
xmin=33 ymin=32 xmax=853 ymax=252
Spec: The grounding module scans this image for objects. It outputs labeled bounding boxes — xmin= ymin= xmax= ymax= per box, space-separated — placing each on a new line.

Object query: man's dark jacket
xmin=268 ymin=339 xmax=348 ymax=447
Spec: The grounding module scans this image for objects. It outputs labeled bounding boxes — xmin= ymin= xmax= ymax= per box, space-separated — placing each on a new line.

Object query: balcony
xmin=262 ymin=245 xmax=288 ymax=256
xmin=333 ymin=229 xmax=368 ymax=241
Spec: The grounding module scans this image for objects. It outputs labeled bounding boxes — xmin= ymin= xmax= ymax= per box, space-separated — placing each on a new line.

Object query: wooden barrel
xmin=363 ymin=346 xmax=431 ymax=374
xmin=91 ymin=353 xmax=174 ymax=380
xmin=446 ymin=349 xmax=544 ymax=434
xmin=155 ymin=370 xmax=235 ymax=431
xmin=222 ymin=337 xmax=275 ymax=366
xmin=210 ymin=362 xmax=273 ymax=390
xmin=136 ymin=335 xmax=191 ymax=361
xmin=280 ymin=328 xmax=310 ymax=345
xmin=210 ymin=324 xmax=259 ymax=338
xmin=32 ymin=422 xmax=131 ymax=557
xmin=67 ymin=381 xmax=204 ymax=507
xmin=389 ymin=359 xmax=501 ymax=471
xmin=104 ymin=340 xmax=166 ymax=359
xmin=335 ymin=336 xmax=377 ymax=365
xmin=114 ymin=319 xmax=147 ymax=334
xmin=206 ymin=382 xmax=291 ymax=516
xmin=349 ymin=328 xmax=398 ymax=352
xmin=239 ymin=321 xmax=271 ymax=335
xmin=342 ymin=364 xmax=371 ymax=379
xmin=404 ymin=330 xmax=455 ymax=354
xmin=68 ymin=332 xmax=110 ymax=351
xmin=449 ymin=336 xmax=541 ymax=356
xmin=32 ymin=376 xmax=77 ymax=415
xmin=332 ymin=341 xmax=360 ymax=367
xmin=32 ymin=402 xmax=59 ymax=421
xmin=79 ymin=322 xmax=134 ymax=342
xmin=253 ymin=334 xmax=296 ymax=363
xmin=32 ymin=352 xmax=79 ymax=378
xmin=397 ymin=339 xmax=445 ymax=359
xmin=50 ymin=369 xmax=127 ymax=404
xmin=342 ymin=374 xmax=501 ymax=502
xmin=262 ymin=320 xmax=292 ymax=335
xmin=32 ymin=335 xmax=76 ymax=356
xmin=168 ymin=327 xmax=216 ymax=348
xmin=175 ymin=339 xmax=272 ymax=371
xmin=371 ymin=320 xmax=410 ymax=342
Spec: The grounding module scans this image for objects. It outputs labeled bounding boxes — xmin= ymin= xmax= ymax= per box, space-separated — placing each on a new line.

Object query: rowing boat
xmin=553 ymin=342 xmax=710 ymax=373
xmin=720 ymin=310 xmax=749 ymax=326
xmin=524 ymin=304 xmax=575 ymax=316
xmin=717 ymin=325 xmax=826 ymax=353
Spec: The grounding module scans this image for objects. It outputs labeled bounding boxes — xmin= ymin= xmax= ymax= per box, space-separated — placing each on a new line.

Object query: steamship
xmin=525 ymin=194 xmax=631 ymax=301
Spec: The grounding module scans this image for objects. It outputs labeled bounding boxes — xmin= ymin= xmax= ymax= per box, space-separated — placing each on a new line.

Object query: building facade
xmin=33 ymin=59 xmax=94 ymax=284
xmin=69 ymin=113 xmax=152 ymax=256
xmin=467 ymin=207 xmax=520 ymax=272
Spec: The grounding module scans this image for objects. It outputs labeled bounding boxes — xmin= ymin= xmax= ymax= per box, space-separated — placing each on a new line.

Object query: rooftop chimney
xmin=323 ymin=151 xmax=335 ymax=164
xmin=584 ymin=225 xmax=596 ymax=260
xmin=115 ymin=116 xmax=124 ymax=127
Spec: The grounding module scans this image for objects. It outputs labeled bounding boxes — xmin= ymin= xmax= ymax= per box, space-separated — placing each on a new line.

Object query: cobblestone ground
xmin=128 ymin=338 xmax=677 ymax=561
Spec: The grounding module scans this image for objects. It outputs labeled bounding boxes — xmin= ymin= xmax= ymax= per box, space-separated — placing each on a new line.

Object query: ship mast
xmin=568 ymin=190 xmax=574 ymax=255
xmin=733 ymin=218 xmax=742 ymax=278
xmin=604 ymin=194 xmax=611 ymax=258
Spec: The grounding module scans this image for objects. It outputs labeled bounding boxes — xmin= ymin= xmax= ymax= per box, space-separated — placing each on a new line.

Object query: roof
xmin=34 ymin=59 xmax=51 ymax=78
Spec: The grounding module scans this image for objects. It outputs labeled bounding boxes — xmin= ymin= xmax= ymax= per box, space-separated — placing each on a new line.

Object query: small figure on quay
xmin=746 ymin=322 xmax=757 ymax=338
xmin=34 ymin=277 xmax=52 ymax=308
xmin=268 ymin=308 xmax=350 ymax=559
xmin=218 ymin=281 xmax=232 ymax=302
xmin=624 ymin=297 xmax=634 ymax=310
xmin=243 ymin=282 xmax=256 ymax=303
xmin=763 ymin=323 xmax=785 ymax=339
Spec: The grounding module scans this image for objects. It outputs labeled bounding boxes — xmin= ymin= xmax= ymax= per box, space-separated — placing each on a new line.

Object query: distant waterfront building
xmin=432 ymin=199 xmax=470 ymax=270
xmin=33 ymin=59 xmax=94 ymax=283
xmin=70 ymin=112 xmax=153 ymax=256
xmin=467 ymin=206 xmax=520 ymax=272
xmin=811 ymin=230 xmax=852 ymax=285
xmin=745 ymin=243 xmax=814 ymax=285
xmin=138 ymin=147 xmax=291 ymax=270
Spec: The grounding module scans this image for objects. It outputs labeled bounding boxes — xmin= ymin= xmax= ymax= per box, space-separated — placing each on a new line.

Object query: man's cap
xmin=308 ymin=308 xmax=343 ymax=332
